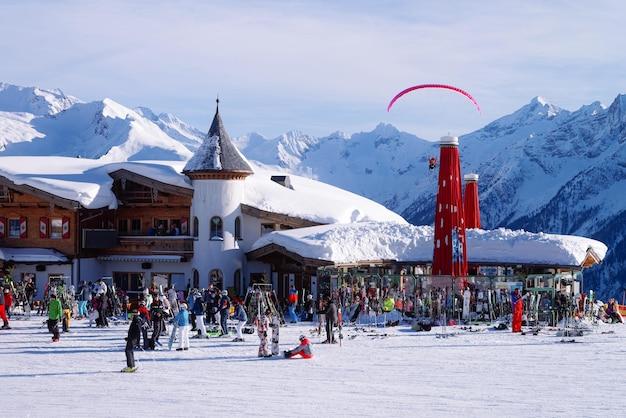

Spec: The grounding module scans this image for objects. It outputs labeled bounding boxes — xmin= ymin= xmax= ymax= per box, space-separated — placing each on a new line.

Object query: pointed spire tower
xmin=183 ymin=99 xmax=252 ymax=290
xmin=183 ymin=98 xmax=253 ymax=178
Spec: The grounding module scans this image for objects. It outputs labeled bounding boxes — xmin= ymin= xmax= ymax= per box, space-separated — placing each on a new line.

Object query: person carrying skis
xmin=255 ymin=309 xmax=271 ymax=357
xmin=175 ymin=302 xmax=190 ymax=351
xmin=0 ymin=287 xmax=10 ymax=330
xmin=219 ymin=289 xmax=231 ymax=336
xmin=231 ymin=299 xmax=248 ymax=342
xmin=48 ymin=293 xmax=62 ymax=342
xmin=122 ymin=313 xmax=143 ymax=373
xmin=283 ymin=335 xmax=313 ymax=359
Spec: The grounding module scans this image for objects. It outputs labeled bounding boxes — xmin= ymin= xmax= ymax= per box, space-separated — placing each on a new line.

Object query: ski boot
xmin=121 ymin=366 xmax=138 ymax=373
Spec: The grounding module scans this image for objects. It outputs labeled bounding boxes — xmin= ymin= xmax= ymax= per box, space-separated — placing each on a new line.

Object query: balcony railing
xmin=116 ymin=236 xmax=194 ymax=255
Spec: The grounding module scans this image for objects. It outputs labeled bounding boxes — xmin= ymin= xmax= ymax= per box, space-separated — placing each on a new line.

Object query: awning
xmin=0 ymin=247 xmax=69 ymax=264
xmin=97 ymin=255 xmax=183 ymax=263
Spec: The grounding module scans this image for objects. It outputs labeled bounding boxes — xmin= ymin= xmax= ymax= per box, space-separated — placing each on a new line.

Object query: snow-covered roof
xmin=249 ymin=222 xmax=608 ymax=267
xmin=0 ymin=157 xmax=191 ymax=209
xmin=0 ymin=247 xmax=69 ymax=263
xmin=244 ymin=166 xmax=407 ymax=224
xmin=0 ymin=156 xmax=404 ymax=224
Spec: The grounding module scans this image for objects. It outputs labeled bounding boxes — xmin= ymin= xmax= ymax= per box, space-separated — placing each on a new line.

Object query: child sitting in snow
xmin=283 ymin=335 xmax=313 ymax=359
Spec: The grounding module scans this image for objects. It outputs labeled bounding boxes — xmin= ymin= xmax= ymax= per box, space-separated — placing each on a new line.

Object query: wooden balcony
xmin=100 ymin=235 xmax=194 ymax=257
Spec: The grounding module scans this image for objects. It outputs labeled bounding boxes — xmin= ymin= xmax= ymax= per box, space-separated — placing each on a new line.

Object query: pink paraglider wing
xmin=387 ymin=84 xmax=480 ymax=112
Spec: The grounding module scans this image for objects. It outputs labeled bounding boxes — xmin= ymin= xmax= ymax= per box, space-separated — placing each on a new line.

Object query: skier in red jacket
xmin=511 ymin=289 xmax=529 ymax=333
xmin=284 ymin=335 xmax=313 ymax=359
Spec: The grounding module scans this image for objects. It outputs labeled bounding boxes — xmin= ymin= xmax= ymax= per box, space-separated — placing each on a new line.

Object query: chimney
xmin=463 ymin=173 xmax=481 ymax=229
xmin=432 ymin=136 xmax=468 ymax=277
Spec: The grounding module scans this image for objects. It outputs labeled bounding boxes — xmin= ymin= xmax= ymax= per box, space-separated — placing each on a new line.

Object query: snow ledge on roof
xmin=249 ymin=222 xmax=608 ymax=267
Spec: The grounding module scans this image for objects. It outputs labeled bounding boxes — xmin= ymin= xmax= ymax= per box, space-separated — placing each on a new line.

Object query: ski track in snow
xmin=2 ymin=317 xmax=626 ymax=417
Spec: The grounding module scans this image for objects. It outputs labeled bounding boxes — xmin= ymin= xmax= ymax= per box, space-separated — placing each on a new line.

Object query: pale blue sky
xmin=1 ymin=0 xmax=625 ymax=139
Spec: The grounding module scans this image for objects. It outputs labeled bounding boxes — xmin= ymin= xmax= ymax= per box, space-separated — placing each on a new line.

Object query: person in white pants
xmin=192 ymin=293 xmax=207 ymax=338
xmin=232 ymin=299 xmax=248 ymax=342
xmin=176 ymin=303 xmax=190 ymax=351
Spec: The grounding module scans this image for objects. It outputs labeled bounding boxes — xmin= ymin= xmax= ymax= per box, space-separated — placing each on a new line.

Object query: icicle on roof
xmin=183 ymin=98 xmax=253 ymax=176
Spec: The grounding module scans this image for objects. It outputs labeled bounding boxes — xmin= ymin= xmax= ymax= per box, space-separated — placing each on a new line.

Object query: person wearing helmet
xmin=48 ymin=293 xmax=62 ymax=342
xmin=219 ymin=289 xmax=231 ymax=336
xmin=284 ymin=334 xmax=313 ymax=359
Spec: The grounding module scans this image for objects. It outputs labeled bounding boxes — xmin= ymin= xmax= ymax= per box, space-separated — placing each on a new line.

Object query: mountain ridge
xmin=0 ymin=82 xmax=623 ymax=298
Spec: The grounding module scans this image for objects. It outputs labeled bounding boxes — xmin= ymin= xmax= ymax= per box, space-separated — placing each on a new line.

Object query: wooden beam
xmin=246 ymin=243 xmax=333 ymax=267
xmin=240 ymin=204 xmax=322 ymax=228
xmin=108 ymin=169 xmax=193 ymax=197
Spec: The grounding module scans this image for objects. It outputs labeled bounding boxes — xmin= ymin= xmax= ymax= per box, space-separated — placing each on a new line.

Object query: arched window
xmin=234 ymin=269 xmax=242 ymax=296
xmin=234 ymin=216 xmax=242 ymax=241
xmin=192 ymin=269 xmax=199 ymax=289
xmin=193 ymin=217 xmax=199 ymax=238
xmin=209 ymin=269 xmax=223 ymax=290
xmin=210 ymin=216 xmax=223 ymax=240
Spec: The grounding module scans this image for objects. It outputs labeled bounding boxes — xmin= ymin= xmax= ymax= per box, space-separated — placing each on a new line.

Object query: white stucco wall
xmin=190 ymin=178 xmax=245 ymax=289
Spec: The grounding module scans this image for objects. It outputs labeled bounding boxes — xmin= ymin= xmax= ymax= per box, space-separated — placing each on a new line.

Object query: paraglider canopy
xmin=387 ymin=84 xmax=480 ymax=113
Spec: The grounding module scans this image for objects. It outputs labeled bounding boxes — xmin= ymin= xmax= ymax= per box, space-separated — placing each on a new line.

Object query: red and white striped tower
xmin=463 ymin=173 xmax=481 ymax=229
xmin=432 ymin=135 xmax=468 ymax=277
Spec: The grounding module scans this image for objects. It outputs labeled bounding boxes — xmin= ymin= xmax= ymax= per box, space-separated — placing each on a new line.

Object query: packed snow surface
xmin=250 ymin=222 xmax=607 ymax=267
xmin=0 ymin=157 xmax=404 ymax=224
xmin=2 ymin=317 xmax=625 ymax=417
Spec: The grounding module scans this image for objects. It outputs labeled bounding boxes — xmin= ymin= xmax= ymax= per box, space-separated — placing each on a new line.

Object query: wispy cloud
xmin=1 ymin=0 xmax=624 ymax=138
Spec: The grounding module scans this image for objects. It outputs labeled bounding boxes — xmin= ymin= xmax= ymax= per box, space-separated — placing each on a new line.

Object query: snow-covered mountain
xmin=0 ymin=82 xmax=624 ymax=298
xmin=234 ymin=95 xmax=626 ymax=300
xmin=0 ymin=83 xmax=200 ymax=160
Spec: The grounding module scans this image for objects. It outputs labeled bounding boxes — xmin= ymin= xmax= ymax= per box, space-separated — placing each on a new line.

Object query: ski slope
xmin=2 ymin=317 xmax=625 ymax=417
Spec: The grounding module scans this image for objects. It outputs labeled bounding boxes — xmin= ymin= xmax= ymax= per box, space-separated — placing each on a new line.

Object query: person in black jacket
xmin=325 ymin=296 xmax=338 ymax=344
xmin=205 ymin=287 xmax=219 ymax=325
xmin=219 ymin=290 xmax=231 ymax=336
xmin=122 ymin=313 xmax=142 ymax=372
xmin=150 ymin=295 xmax=165 ymax=347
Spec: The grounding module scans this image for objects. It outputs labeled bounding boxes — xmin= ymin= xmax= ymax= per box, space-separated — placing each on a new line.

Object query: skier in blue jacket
xmin=231 ymin=299 xmax=248 ymax=342
xmin=175 ymin=303 xmax=190 ymax=351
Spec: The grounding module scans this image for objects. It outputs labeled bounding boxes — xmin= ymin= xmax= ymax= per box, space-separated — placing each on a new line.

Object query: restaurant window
xmin=8 ymin=218 xmax=20 ymax=238
xmin=192 ymin=269 xmax=199 ymax=288
xmin=210 ymin=216 xmax=223 ymax=240
xmin=130 ymin=219 xmax=142 ymax=235
xmin=261 ymin=223 xmax=275 ymax=236
xmin=234 ymin=269 xmax=242 ymax=296
xmin=118 ymin=219 xmax=129 ymax=234
xmin=234 ymin=217 xmax=242 ymax=241
xmin=50 ymin=218 xmax=63 ymax=239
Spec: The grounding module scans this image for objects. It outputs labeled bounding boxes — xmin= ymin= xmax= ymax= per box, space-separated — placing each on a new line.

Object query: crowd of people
xmin=1 ymin=271 xmax=625 ymax=373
